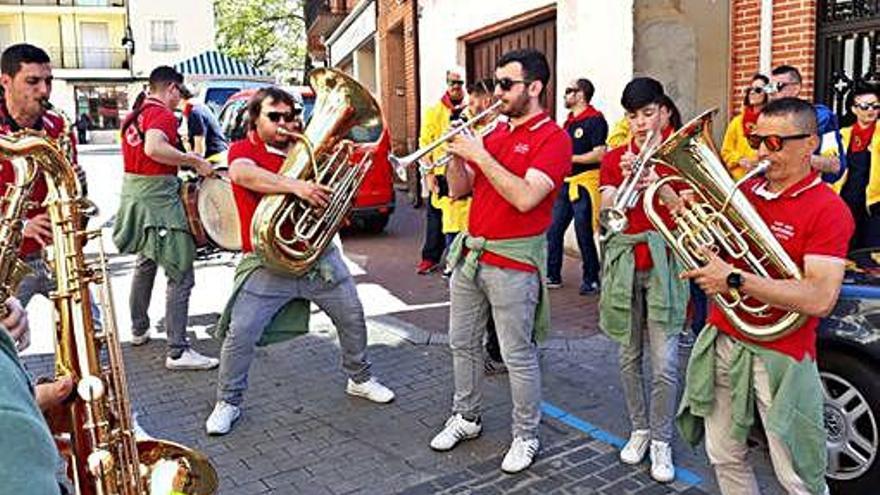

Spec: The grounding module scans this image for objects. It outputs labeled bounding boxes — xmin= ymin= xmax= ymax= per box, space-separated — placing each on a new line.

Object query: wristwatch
xmin=726 ymin=269 xmax=744 ymax=290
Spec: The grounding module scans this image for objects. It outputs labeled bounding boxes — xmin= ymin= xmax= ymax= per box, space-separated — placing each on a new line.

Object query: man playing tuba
xmin=205 ymin=87 xmax=395 ymax=436
xmin=678 ymin=97 xmax=854 ymax=494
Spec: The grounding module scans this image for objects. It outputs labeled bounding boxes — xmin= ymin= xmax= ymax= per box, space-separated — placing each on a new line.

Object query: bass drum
xmin=181 ymin=169 xmax=242 ymax=251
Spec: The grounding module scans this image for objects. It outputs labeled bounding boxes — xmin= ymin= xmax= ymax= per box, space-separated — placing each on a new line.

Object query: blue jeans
xmin=689 ymin=281 xmax=707 ymax=335
xmin=546 ymin=185 xmax=600 ymax=285
xmin=448 ymin=263 xmax=541 ymax=440
xmin=216 ymin=248 xmax=372 ymax=406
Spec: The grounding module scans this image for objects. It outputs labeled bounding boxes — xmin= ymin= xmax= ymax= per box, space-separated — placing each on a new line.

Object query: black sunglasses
xmin=748 ymin=86 xmax=765 ymax=95
xmin=565 ymin=87 xmax=579 ymax=95
xmin=495 ymin=77 xmax=531 ymax=91
xmin=746 ymin=133 xmax=811 ymax=152
xmin=447 ymin=79 xmax=464 ymax=87
xmin=263 ymin=111 xmax=297 ymax=124
xmin=855 ymin=102 xmax=880 ymax=111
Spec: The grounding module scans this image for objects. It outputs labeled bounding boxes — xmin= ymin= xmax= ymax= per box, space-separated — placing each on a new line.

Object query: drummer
xmin=113 ymin=66 xmax=220 ymax=370
xmin=179 ymin=84 xmax=228 ymax=163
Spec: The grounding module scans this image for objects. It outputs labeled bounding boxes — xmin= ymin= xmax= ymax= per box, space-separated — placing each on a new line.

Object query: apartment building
xmin=0 ymin=0 xmax=213 ymax=142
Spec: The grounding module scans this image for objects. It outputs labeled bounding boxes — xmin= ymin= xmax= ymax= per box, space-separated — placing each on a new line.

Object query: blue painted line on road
xmin=541 ymin=401 xmax=703 ymax=486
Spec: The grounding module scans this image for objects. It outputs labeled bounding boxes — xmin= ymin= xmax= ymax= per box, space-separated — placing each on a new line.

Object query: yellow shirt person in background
xmin=720 ymin=73 xmax=768 ymax=179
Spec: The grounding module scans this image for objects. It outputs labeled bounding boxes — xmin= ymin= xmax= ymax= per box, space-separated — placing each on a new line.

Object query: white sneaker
xmin=650 ymin=440 xmax=675 ymax=483
xmin=131 ymin=331 xmax=150 ymax=346
xmin=429 ymin=414 xmax=482 ymax=451
xmin=205 ymin=401 xmax=241 ymax=436
xmin=346 ymin=378 xmax=395 ymax=403
xmin=165 ymin=349 xmax=220 ymax=371
xmin=501 ymin=437 xmax=540 ymax=473
xmin=619 ymin=429 xmax=651 ymax=464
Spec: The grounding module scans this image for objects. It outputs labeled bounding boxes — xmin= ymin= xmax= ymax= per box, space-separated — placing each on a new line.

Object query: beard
xmin=502 ymin=91 xmax=530 ymax=118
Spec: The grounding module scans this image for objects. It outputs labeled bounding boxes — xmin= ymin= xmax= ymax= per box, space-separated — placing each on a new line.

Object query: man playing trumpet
xmin=678 ymin=98 xmax=853 ymax=494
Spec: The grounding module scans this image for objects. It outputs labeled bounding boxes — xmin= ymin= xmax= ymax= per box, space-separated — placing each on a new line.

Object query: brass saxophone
xmin=0 ymin=130 xmax=217 ymax=494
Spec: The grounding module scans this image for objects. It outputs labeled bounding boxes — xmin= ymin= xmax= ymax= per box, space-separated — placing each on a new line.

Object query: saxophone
xmin=0 ymin=130 xmax=218 ymax=494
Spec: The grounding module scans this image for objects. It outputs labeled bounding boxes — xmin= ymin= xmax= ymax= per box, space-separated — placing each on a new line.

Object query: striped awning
xmin=174 ymin=50 xmax=269 ymax=78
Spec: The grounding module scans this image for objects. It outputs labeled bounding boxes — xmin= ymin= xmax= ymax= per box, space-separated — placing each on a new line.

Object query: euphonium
xmin=252 ymin=68 xmax=385 ymax=275
xmin=0 ymin=131 xmax=218 ymax=494
xmin=642 ymin=108 xmax=807 ymax=341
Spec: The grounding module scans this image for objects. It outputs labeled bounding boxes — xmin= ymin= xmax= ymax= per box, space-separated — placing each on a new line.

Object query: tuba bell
xmin=642 ymin=108 xmax=808 ymax=341
xmin=251 ymin=68 xmax=385 ymax=275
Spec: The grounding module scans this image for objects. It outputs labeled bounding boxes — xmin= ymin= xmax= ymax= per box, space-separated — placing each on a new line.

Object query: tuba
xmin=251 ymin=68 xmax=385 ymax=275
xmin=0 ymin=130 xmax=218 ymax=494
xmin=642 ymin=108 xmax=807 ymax=341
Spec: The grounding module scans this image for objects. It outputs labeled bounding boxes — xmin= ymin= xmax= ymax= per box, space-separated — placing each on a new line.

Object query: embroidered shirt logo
xmin=513 ymin=143 xmax=530 ymax=154
xmin=770 ymin=220 xmax=795 ymax=241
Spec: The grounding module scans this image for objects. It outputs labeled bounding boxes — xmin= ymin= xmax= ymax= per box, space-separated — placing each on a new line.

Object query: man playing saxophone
xmin=205 ymin=87 xmax=394 ymax=436
xmin=114 ymin=66 xmax=219 ymax=370
xmin=0 ymin=44 xmax=83 ymax=310
xmin=678 ymin=97 xmax=854 ymax=494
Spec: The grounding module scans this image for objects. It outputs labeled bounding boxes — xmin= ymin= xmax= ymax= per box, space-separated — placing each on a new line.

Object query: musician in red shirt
xmin=204 ymin=87 xmax=395 ymax=436
xmin=429 ymin=49 xmax=571 ymax=474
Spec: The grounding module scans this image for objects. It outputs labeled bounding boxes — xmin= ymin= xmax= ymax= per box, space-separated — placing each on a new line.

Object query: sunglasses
xmin=447 ymin=79 xmax=464 ymax=87
xmin=855 ymin=102 xmax=880 ymax=111
xmin=565 ymin=87 xmax=579 ymax=95
xmin=263 ymin=111 xmax=298 ymax=124
xmin=748 ymin=86 xmax=765 ymax=95
xmin=495 ymin=77 xmax=531 ymax=91
xmin=746 ymin=133 xmax=811 ymax=152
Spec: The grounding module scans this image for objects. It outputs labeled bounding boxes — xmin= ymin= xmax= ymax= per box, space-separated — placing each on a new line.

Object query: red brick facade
xmin=377 ymin=0 xmax=419 ymax=154
xmin=729 ymin=1 xmax=817 ymax=116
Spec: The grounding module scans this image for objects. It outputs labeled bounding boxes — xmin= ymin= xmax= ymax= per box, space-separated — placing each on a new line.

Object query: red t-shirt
xmin=710 ymin=172 xmax=854 ymax=360
xmin=0 ymin=104 xmax=74 ymax=257
xmin=228 ymin=131 xmax=287 ymax=253
xmin=599 ymin=136 xmax=677 ymax=270
xmin=468 ymin=112 xmax=572 ymax=271
xmin=121 ymin=98 xmax=179 ymax=176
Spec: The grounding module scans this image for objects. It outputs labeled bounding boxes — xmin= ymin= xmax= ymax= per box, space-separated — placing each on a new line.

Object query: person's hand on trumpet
xmin=446 ymin=129 xmax=490 ymax=168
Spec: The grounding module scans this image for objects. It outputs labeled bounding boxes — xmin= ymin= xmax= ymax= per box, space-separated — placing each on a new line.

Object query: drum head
xmin=197 ymin=173 xmax=242 ymax=251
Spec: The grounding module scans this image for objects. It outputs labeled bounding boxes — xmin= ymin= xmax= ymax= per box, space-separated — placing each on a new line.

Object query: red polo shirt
xmin=121 ymin=97 xmax=179 ymax=176
xmin=710 ymin=172 xmax=854 ymax=360
xmin=0 ymin=101 xmax=73 ymax=257
xmin=468 ymin=112 xmax=572 ymax=271
xmin=228 ymin=131 xmax=287 ymax=253
xmin=599 ymin=134 xmax=676 ymax=270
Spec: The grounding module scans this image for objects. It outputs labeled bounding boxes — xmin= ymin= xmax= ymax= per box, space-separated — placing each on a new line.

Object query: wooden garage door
xmin=466 ymin=12 xmax=556 ymax=118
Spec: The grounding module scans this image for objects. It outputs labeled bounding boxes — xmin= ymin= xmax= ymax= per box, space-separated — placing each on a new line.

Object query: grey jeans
xmin=18 ymin=254 xmax=104 ymax=330
xmin=449 ymin=263 xmax=542 ymax=440
xmin=129 ymin=254 xmax=194 ymax=357
xmin=216 ymin=248 xmax=372 ymax=406
xmin=618 ymin=270 xmax=680 ymax=442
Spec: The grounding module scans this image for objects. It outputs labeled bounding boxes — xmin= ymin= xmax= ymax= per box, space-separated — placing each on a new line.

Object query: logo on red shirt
xmin=770 ymin=220 xmax=795 ymax=241
xmin=513 ymin=143 xmax=530 ymax=154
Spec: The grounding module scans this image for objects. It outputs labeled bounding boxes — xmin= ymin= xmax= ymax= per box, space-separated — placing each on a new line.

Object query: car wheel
xmin=362 ymin=213 xmax=390 ymax=234
xmin=820 ymin=350 xmax=880 ymax=494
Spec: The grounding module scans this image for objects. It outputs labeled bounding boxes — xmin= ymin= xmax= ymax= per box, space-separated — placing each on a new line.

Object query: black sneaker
xmin=579 ymin=281 xmax=600 ymax=295
xmin=545 ymin=278 xmax=562 ymax=289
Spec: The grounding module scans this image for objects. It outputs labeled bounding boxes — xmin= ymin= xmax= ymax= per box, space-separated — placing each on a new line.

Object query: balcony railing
xmin=45 ymin=46 xmax=128 ymax=69
xmin=0 ymin=1 xmax=125 ymax=7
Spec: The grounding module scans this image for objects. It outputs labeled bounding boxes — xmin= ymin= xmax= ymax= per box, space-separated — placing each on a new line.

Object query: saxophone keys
xmin=77 ymin=374 xmax=106 ymax=402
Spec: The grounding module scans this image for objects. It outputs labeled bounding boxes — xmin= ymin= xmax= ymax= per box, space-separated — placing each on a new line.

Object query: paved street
xmin=18 ymin=147 xmax=789 ymax=494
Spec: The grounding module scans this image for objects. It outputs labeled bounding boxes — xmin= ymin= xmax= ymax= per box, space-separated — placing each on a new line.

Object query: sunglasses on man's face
xmin=565 ymin=87 xmax=579 ymax=95
xmin=447 ymin=79 xmax=464 ymax=87
xmin=746 ymin=133 xmax=811 ymax=152
xmin=855 ymin=102 xmax=880 ymax=111
xmin=263 ymin=111 xmax=298 ymax=124
xmin=495 ymin=77 xmax=530 ymax=92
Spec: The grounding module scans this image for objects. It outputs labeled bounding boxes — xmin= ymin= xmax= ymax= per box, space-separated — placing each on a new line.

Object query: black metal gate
xmin=816 ymin=0 xmax=880 ymax=123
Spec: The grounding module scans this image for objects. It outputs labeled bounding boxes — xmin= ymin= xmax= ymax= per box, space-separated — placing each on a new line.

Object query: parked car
xmin=216 ymin=86 xmax=394 ymax=233
xmin=818 ymin=247 xmax=880 ymax=494
xmin=195 ymin=80 xmax=270 ymax=115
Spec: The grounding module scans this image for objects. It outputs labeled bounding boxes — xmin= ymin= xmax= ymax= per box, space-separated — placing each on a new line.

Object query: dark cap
xmin=621 ymin=77 xmax=666 ymax=113
xmin=178 ymin=83 xmax=195 ymax=99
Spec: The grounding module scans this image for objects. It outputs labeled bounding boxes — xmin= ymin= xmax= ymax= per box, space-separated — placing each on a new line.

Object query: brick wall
xmin=729 ymin=0 xmax=816 ymax=115
xmin=377 ymin=0 xmax=419 ymax=153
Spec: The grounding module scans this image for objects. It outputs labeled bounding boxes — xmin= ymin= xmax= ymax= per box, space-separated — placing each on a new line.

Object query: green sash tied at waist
xmin=446 ymin=231 xmax=550 ymax=341
xmin=677 ymin=326 xmax=827 ymax=495
xmin=599 ymin=231 xmax=689 ymax=345
xmin=112 ymin=174 xmax=194 ymax=282
xmin=212 ymin=253 xmax=312 ymax=346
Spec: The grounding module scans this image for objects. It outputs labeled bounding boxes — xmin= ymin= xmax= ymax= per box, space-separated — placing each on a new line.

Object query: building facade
xmin=0 ymin=0 xmax=214 ymax=142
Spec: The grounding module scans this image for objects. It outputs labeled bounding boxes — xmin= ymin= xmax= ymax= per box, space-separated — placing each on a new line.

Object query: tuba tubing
xmin=642 ymin=108 xmax=808 ymax=341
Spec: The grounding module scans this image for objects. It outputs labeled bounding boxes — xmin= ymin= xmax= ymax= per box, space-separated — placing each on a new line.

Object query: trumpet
xmin=388 ymin=100 xmax=502 ymax=180
xmin=599 ymin=129 xmax=660 ymax=233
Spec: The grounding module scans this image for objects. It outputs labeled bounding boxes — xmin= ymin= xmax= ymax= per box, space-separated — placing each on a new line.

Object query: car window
xmin=205 ymin=88 xmax=242 ymax=115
